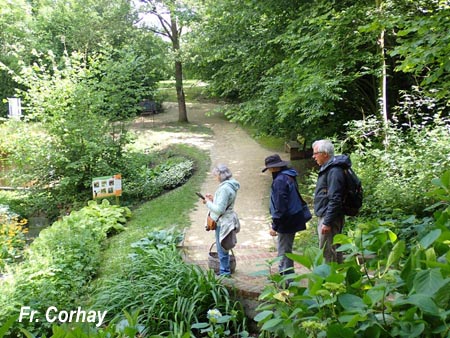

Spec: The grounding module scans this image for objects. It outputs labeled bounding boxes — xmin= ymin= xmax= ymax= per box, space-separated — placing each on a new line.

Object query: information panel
xmin=92 ymin=174 xmax=122 ymax=199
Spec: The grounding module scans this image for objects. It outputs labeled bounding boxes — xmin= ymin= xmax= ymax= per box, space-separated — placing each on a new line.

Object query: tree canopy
xmin=186 ymin=0 xmax=450 ymax=142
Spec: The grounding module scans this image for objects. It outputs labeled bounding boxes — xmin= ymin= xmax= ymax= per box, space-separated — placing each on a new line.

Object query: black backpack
xmin=342 ymin=167 xmax=363 ymax=216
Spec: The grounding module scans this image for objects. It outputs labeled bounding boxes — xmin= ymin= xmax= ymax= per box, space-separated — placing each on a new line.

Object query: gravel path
xmin=133 ymin=102 xmax=307 ymax=296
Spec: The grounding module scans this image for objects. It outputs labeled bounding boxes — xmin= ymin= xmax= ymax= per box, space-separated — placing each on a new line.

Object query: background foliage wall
xmin=186 ymin=0 xmax=450 ymax=142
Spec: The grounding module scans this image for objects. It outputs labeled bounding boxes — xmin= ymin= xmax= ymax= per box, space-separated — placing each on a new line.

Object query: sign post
xmin=92 ymin=174 xmax=122 ymax=204
xmin=7 ymin=98 xmax=22 ymax=120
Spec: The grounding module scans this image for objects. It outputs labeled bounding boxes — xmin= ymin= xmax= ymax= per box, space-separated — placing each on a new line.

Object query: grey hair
xmin=212 ymin=164 xmax=233 ymax=182
xmin=312 ymin=139 xmax=334 ymax=157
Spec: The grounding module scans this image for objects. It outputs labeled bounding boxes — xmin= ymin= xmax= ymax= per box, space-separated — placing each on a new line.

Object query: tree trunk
xmin=376 ymin=0 xmax=389 ymax=146
xmin=170 ymin=15 xmax=188 ymax=123
xmin=175 ymin=60 xmax=188 ymax=122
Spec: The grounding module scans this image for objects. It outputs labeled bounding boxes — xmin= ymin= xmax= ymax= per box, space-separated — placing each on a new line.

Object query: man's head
xmin=312 ymin=140 xmax=334 ymax=166
xmin=262 ymin=154 xmax=289 ymax=172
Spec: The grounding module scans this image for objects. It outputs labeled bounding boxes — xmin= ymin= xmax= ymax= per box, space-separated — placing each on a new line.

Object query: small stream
xmin=27 ymin=216 xmax=50 ymax=241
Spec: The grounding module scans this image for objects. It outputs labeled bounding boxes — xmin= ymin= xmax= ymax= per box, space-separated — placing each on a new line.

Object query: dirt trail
xmin=132 ymin=102 xmax=305 ymax=294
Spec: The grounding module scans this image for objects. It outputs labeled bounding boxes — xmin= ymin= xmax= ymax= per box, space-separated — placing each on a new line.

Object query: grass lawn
xmin=96 ymin=144 xmax=210 ymax=278
xmin=157 ymin=80 xmax=210 ymax=102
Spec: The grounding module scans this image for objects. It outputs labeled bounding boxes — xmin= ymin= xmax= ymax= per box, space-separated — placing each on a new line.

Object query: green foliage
xmin=344 ymin=117 xmax=450 ymax=216
xmin=0 ymin=200 xmax=131 ymax=335
xmin=86 ymin=48 xmax=159 ymax=121
xmin=0 ymin=309 xmax=149 ymax=338
xmin=0 ymin=46 xmax=180 ymax=218
xmin=121 ymin=150 xmax=195 ymax=203
xmin=0 ymin=205 xmax=28 ymax=271
xmin=389 ymin=1 xmax=450 ymax=102
xmin=1 ymin=50 xmax=142 ymax=214
xmin=91 ymin=231 xmax=245 ymax=336
xmin=187 ymin=0 xmax=449 ymax=140
xmin=191 ymin=309 xmax=249 ymax=338
xmin=130 ymin=228 xmax=183 ymax=250
xmin=255 ymin=170 xmax=450 ymax=337
xmin=187 ymin=0 xmax=377 ymax=140
xmin=0 ymin=0 xmax=33 ymax=116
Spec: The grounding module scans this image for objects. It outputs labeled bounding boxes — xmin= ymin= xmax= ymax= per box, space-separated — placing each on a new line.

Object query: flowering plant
xmin=0 ymin=207 xmax=28 ymax=271
xmin=191 ymin=309 xmax=248 ymax=338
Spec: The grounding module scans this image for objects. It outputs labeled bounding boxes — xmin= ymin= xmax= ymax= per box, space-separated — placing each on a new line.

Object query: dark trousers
xmin=317 ymin=216 xmax=344 ymax=263
xmin=277 ymin=232 xmax=295 ymax=274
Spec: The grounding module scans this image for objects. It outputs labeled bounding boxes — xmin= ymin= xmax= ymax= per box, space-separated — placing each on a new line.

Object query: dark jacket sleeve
xmin=323 ymin=166 xmax=346 ymax=225
xmin=271 ymin=177 xmax=289 ymax=230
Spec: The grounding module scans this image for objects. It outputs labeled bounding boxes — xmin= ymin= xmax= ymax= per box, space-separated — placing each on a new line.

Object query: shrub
xmin=255 ymin=171 xmax=450 ymax=337
xmin=0 ymin=205 xmax=28 ymax=271
xmin=0 ymin=200 xmax=131 ymax=335
xmin=334 ymin=116 xmax=450 ymax=217
xmin=91 ymin=229 xmax=245 ymax=336
xmin=122 ymin=155 xmax=194 ymax=203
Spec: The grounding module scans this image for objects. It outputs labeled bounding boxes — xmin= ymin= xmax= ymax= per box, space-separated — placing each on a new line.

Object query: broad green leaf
xmin=286 ymin=252 xmax=312 ymax=269
xmin=326 ymin=272 xmax=345 ymax=284
xmin=392 ymin=294 xmax=440 ymax=316
xmin=260 ymin=318 xmax=283 ymax=331
xmin=333 ymin=234 xmax=352 ymax=244
xmin=346 ymin=266 xmax=362 ymax=285
xmin=419 ymin=229 xmax=441 ymax=249
xmin=413 ymin=269 xmax=445 ymax=296
xmin=327 ymin=323 xmax=355 ymax=338
xmin=339 ymin=294 xmax=366 ymax=311
xmin=365 ymin=287 xmax=385 ymax=306
xmin=434 ymin=280 xmax=450 ymax=308
xmin=0 ymin=315 xmax=19 ymax=337
xmin=384 ymin=240 xmax=405 ymax=274
xmin=387 ymin=230 xmax=397 ymax=243
xmin=340 ymin=313 xmax=367 ymax=327
xmin=313 ymin=264 xmax=331 ymax=278
xmin=253 ymin=310 xmax=273 ymax=322
xmin=392 ymin=322 xmax=425 ymax=338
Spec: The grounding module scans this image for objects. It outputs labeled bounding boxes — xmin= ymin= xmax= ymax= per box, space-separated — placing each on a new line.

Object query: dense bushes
xmin=123 ymin=153 xmax=194 ymax=202
xmin=0 ymin=200 xmax=131 ymax=335
xmin=90 ymin=229 xmax=245 ymax=336
xmin=0 ymin=205 xmax=28 ymax=270
xmin=256 ymin=170 xmax=450 ymax=337
xmin=345 ymin=117 xmax=450 ymax=217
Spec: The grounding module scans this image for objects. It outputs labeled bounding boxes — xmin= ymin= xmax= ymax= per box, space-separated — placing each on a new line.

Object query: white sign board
xmin=8 ymin=98 xmax=22 ymax=120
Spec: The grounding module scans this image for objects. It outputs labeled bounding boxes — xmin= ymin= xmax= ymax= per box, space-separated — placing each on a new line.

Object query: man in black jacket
xmin=312 ymin=140 xmax=351 ymax=263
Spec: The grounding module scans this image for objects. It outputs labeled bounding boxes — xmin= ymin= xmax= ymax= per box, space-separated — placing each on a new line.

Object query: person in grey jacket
xmin=312 ymin=139 xmax=349 ymax=263
xmin=202 ymin=164 xmax=240 ymax=276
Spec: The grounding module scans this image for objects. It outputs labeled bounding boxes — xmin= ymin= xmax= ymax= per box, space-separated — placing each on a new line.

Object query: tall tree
xmin=187 ymin=0 xmax=449 ymax=141
xmin=137 ymin=0 xmax=191 ymax=123
xmin=31 ymin=0 xmax=137 ymax=58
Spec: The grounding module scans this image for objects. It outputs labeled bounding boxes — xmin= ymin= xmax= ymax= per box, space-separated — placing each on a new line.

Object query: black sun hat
xmin=262 ymin=154 xmax=289 ymax=172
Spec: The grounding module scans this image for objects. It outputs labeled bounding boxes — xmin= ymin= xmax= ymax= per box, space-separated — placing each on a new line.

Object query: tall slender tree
xmin=138 ymin=0 xmax=189 ymax=123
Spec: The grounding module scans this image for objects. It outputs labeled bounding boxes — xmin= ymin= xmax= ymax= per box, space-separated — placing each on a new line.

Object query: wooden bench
xmin=285 ymin=141 xmax=313 ymax=160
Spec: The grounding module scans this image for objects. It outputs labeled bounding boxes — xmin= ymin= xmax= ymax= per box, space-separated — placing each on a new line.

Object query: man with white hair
xmin=312 ymin=140 xmax=351 ymax=263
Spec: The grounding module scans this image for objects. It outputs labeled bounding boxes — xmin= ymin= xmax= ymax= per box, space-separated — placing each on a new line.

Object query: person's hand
xmin=269 ymin=229 xmax=277 ymax=237
xmin=321 ymin=224 xmax=331 ymax=235
xmin=205 ymin=193 xmax=213 ymax=202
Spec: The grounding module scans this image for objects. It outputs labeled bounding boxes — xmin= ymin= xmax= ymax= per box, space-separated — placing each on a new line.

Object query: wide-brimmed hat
xmin=262 ymin=154 xmax=289 ymax=172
